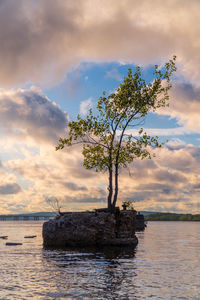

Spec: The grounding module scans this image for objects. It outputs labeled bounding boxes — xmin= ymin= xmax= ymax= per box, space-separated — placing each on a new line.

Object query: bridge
xmin=0 ymin=214 xmax=55 ymax=221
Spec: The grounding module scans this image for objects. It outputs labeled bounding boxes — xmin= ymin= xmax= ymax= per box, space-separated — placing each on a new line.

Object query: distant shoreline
xmin=145 ymin=213 xmax=200 ymax=222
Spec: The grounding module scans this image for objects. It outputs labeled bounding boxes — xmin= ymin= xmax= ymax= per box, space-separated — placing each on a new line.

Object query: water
xmin=0 ymin=221 xmax=199 ymax=299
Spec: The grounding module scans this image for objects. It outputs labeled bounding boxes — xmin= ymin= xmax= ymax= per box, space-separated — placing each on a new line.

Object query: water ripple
xmin=0 ymin=221 xmax=200 ymax=299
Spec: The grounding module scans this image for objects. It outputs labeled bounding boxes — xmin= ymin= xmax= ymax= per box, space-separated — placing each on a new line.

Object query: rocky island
xmin=43 ymin=209 xmax=138 ymax=248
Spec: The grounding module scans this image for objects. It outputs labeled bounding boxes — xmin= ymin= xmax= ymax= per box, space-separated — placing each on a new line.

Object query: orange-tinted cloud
xmin=158 ymin=82 xmax=200 ymax=131
xmin=0 ymin=85 xmax=199 ymax=214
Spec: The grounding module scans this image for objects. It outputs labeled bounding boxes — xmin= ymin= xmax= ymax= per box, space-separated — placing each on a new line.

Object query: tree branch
xmin=70 ymin=137 xmax=110 ymax=149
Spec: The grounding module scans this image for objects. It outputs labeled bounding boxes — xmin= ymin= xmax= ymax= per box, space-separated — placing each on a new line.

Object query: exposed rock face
xmin=136 ymin=213 xmax=147 ymax=231
xmin=43 ymin=210 xmax=138 ymax=248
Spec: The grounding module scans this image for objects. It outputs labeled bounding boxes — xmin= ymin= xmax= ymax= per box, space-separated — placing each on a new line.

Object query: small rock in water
xmin=0 ymin=236 xmax=8 ymax=239
xmin=6 ymin=242 xmax=22 ymax=246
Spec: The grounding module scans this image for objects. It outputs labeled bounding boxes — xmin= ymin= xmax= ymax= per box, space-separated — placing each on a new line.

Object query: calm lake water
xmin=0 ymin=221 xmax=199 ymax=299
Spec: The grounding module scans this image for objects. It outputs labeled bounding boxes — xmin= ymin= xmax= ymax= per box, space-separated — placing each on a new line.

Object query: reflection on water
xmin=0 ymin=221 xmax=200 ymax=299
xmin=42 ymin=247 xmax=137 ymax=299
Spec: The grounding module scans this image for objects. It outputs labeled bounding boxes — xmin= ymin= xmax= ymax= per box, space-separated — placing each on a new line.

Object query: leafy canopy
xmin=56 ymin=56 xmax=176 ymax=175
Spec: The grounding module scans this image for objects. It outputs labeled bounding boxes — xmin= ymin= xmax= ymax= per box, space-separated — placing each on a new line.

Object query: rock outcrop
xmin=43 ymin=210 xmax=138 ymax=248
xmin=136 ymin=213 xmax=147 ymax=231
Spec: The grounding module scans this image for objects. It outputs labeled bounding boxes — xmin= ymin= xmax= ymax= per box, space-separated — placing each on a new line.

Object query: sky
xmin=0 ymin=0 xmax=200 ymax=214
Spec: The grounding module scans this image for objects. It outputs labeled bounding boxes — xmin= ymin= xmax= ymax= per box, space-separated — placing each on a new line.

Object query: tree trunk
xmin=107 ymin=167 xmax=113 ymax=211
xmin=112 ymin=163 xmax=119 ymax=209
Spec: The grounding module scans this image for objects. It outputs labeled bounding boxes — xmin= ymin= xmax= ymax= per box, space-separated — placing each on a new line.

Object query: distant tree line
xmin=145 ymin=213 xmax=200 ymax=221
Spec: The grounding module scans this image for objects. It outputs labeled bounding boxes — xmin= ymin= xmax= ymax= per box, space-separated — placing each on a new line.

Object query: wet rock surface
xmin=43 ymin=210 xmax=138 ymax=248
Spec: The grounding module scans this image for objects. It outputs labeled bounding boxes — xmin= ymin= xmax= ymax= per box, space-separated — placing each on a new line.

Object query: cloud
xmin=116 ymin=144 xmax=200 ymax=213
xmin=0 ymin=86 xmax=68 ymax=143
xmin=137 ymin=183 xmax=176 ymax=194
xmin=158 ymin=82 xmax=200 ymax=132
xmin=0 ymin=183 xmax=21 ymax=194
xmin=66 ymin=70 xmax=84 ymax=97
xmin=63 ymin=181 xmax=88 ymax=191
xmin=80 ymin=97 xmax=93 ymax=115
xmin=1 ymin=132 xmax=200 ymax=214
xmin=123 ymin=126 xmax=194 ymax=137
xmin=105 ymin=68 xmax=122 ymax=81
xmin=0 ymin=0 xmax=200 ymax=86
xmin=0 ymin=85 xmax=199 ymax=214
xmin=3 ymin=141 xmax=108 ymax=213
xmin=153 ymin=168 xmax=187 ymax=184
xmin=166 ymin=138 xmax=186 ymax=150
xmin=67 ymin=196 xmax=106 ymax=203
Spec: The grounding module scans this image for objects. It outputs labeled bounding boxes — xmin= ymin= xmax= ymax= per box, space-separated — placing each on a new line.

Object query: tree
xmin=56 ymin=57 xmax=176 ymax=211
xmin=46 ymin=197 xmax=62 ymax=215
